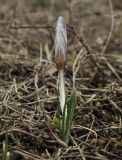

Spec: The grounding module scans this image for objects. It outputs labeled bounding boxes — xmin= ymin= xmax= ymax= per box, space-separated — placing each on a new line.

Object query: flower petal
xmin=55 ymin=16 xmax=67 ymax=70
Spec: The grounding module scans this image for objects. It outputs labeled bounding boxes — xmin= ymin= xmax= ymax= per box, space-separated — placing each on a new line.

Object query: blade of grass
xmin=3 ymin=129 xmax=9 ymax=160
xmin=59 ymin=89 xmax=77 ymax=143
xmin=66 ymin=89 xmax=76 ymax=126
xmin=64 ymin=89 xmax=77 ymax=142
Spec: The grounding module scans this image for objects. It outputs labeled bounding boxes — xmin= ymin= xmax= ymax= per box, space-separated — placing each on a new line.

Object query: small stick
xmin=68 ymin=25 xmax=105 ymax=75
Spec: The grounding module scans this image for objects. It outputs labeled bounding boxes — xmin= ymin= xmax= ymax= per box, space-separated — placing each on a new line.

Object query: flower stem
xmin=59 ymin=69 xmax=66 ymax=114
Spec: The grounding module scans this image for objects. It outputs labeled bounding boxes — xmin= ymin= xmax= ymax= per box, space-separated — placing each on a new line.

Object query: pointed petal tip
xmin=57 ymin=16 xmax=65 ymax=24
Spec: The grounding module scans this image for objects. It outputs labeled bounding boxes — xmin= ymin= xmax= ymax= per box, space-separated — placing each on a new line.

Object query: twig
xmin=68 ymin=25 xmax=105 ymax=75
xmin=101 ymin=0 xmax=114 ymax=55
xmin=12 ymin=148 xmax=44 ymax=160
xmin=103 ymin=59 xmax=121 ymax=81
xmin=101 ymin=149 xmax=122 ymax=160
xmin=0 ymin=129 xmax=42 ymax=141
xmin=73 ymin=48 xmax=84 ymax=87
xmin=109 ymin=99 xmax=122 ymax=114
xmin=8 ymin=25 xmax=54 ymax=29
xmin=44 ymin=121 xmax=68 ymax=148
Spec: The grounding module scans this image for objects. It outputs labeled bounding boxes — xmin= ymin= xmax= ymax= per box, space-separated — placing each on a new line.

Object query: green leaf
xmin=65 ymin=89 xmax=77 ymax=140
xmin=58 ymin=88 xmax=77 ymax=143
xmin=3 ymin=129 xmax=9 ymax=160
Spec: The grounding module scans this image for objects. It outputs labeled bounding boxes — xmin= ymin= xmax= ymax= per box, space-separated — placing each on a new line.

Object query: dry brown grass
xmin=0 ymin=0 xmax=122 ymax=159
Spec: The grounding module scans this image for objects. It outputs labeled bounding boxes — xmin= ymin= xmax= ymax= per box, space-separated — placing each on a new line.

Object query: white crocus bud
xmin=55 ymin=16 xmax=67 ymax=70
xmin=55 ymin=16 xmax=67 ymax=114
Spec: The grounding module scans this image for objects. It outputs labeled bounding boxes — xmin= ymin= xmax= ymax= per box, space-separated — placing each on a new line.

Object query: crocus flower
xmin=55 ymin=16 xmax=67 ymax=70
xmin=55 ymin=16 xmax=67 ymax=114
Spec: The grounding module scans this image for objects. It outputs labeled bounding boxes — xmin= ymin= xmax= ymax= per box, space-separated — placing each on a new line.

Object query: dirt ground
xmin=0 ymin=0 xmax=122 ymax=159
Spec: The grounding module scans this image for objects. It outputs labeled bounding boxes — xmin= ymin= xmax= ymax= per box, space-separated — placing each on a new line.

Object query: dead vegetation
xmin=0 ymin=0 xmax=122 ymax=159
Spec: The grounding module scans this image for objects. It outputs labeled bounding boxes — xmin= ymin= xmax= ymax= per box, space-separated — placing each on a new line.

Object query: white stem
xmin=59 ymin=69 xmax=66 ymax=114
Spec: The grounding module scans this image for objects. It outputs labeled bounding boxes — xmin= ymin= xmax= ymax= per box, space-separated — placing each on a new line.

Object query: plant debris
xmin=0 ymin=0 xmax=122 ymax=159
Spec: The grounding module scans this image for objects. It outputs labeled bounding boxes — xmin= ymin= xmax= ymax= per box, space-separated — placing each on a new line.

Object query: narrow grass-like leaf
xmin=3 ymin=130 xmax=9 ymax=160
xmin=64 ymin=89 xmax=77 ymax=142
xmin=59 ymin=88 xmax=77 ymax=143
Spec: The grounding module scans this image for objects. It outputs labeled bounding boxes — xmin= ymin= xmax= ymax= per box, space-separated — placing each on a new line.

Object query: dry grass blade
xmin=0 ymin=0 xmax=122 ymax=159
xmin=104 ymin=59 xmax=121 ymax=81
xmin=101 ymin=0 xmax=114 ymax=55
